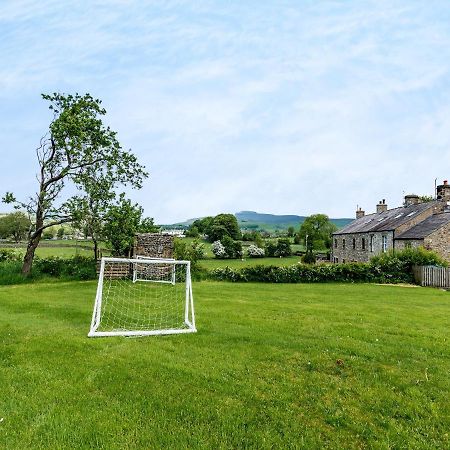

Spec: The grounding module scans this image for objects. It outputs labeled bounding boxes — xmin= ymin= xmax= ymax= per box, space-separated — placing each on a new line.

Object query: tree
xmin=287 ymin=226 xmax=295 ymax=237
xmin=208 ymin=214 xmax=241 ymax=242
xmin=275 ymin=238 xmax=292 ymax=257
xmin=298 ymin=214 xmax=337 ymax=251
xmin=103 ymin=194 xmax=144 ymax=257
xmin=191 ymin=217 xmax=214 ymax=236
xmin=3 ymin=93 xmax=147 ymax=275
xmin=57 ymin=227 xmax=65 ymax=239
xmin=139 ymin=217 xmax=160 ymax=233
xmin=0 ymin=212 xmax=31 ymax=242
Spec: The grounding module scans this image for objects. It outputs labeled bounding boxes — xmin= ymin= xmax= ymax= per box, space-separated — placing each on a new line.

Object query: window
xmin=382 ymin=235 xmax=387 ymax=253
xmin=406 ymin=211 xmax=416 ymax=217
xmin=405 ymin=242 xmax=412 ymax=249
xmin=362 ymin=238 xmax=366 ymax=250
xmin=370 ymin=235 xmax=374 ymax=252
xmin=334 ymin=239 xmax=337 ymax=249
xmin=352 ymin=238 xmax=356 ymax=249
xmin=342 ymin=239 xmax=346 ymax=249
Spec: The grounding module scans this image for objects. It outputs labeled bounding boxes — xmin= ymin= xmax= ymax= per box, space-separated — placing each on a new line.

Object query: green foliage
xmin=208 ymin=214 xmax=241 ymax=242
xmin=139 ymin=217 xmax=160 ymax=233
xmin=287 ymin=226 xmax=295 ymax=237
xmin=0 ymin=255 xmax=97 ymax=284
xmin=418 ymin=195 xmax=433 ymax=203
xmin=370 ymin=247 xmax=447 ymax=279
xmin=42 ymin=230 xmax=54 ymax=240
xmin=209 ymin=248 xmax=446 ymax=283
xmin=275 ymin=238 xmax=292 ymax=257
xmin=299 ymin=214 xmax=337 ymax=250
xmin=174 ymin=239 xmax=206 ymax=279
xmin=0 ymin=249 xmax=24 ymax=262
xmin=185 ymin=225 xmax=199 ymax=238
xmin=302 ymin=251 xmax=316 ymax=264
xmin=0 ymin=212 xmax=31 ymax=242
xmin=265 ymin=241 xmax=277 ymax=257
xmin=265 ymin=238 xmax=292 ymax=257
xmin=3 ymin=92 xmax=148 ymax=275
xmin=56 ymin=227 xmax=65 ymax=239
xmin=221 ymin=235 xmax=242 ymax=259
xmin=103 ymin=194 xmax=143 ymax=256
xmin=191 ymin=217 xmax=214 ymax=235
xmin=34 ymin=255 xmax=97 ymax=280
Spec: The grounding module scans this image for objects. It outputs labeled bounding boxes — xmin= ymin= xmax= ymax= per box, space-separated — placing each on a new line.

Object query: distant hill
xmin=236 ymin=211 xmax=352 ymax=232
xmin=162 ymin=211 xmax=353 ymax=232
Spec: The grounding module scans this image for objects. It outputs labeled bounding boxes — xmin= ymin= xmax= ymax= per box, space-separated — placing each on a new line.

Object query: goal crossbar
xmin=88 ymin=257 xmax=196 ymax=337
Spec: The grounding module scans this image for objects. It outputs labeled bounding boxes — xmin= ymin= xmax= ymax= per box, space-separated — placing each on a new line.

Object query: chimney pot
xmin=376 ymin=199 xmax=388 ymax=213
xmin=444 ymin=180 xmax=448 ymax=185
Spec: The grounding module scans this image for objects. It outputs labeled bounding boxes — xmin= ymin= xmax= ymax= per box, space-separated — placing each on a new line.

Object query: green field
xmin=200 ymin=255 xmax=302 ymax=270
xmin=0 ymin=281 xmax=449 ymax=448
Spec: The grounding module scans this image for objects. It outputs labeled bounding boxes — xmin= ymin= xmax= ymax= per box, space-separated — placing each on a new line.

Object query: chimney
xmin=437 ymin=180 xmax=450 ymax=202
xmin=356 ymin=206 xmax=365 ymax=219
xmin=376 ymin=199 xmax=388 ymax=213
xmin=404 ymin=194 xmax=419 ymax=207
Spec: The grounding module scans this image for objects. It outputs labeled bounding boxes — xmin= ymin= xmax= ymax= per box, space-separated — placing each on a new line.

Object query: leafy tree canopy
xmin=3 ymin=93 xmax=148 ymax=274
xmin=298 ymin=214 xmax=337 ymax=250
xmin=0 ymin=212 xmax=31 ymax=243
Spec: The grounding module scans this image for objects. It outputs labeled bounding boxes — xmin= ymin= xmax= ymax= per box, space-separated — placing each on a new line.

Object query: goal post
xmin=88 ymin=257 xmax=196 ymax=337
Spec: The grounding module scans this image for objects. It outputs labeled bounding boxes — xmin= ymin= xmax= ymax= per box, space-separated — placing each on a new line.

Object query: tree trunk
xmin=22 ymin=231 xmax=42 ymax=276
xmin=93 ymin=239 xmax=98 ymax=260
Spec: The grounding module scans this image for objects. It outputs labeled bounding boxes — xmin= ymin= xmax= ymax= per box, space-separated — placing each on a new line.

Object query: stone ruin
xmin=133 ymin=233 xmax=175 ymax=258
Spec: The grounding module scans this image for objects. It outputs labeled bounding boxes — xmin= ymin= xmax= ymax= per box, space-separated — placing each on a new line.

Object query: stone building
xmin=332 ymin=180 xmax=450 ymax=263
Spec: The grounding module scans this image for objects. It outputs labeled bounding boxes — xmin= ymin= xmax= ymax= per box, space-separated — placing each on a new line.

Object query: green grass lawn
xmin=0 ymin=281 xmax=449 ymax=448
xmin=200 ymin=256 xmax=302 ymax=270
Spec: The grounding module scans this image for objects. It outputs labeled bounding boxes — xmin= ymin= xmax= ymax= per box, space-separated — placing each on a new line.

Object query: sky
xmin=1 ymin=0 xmax=450 ymax=224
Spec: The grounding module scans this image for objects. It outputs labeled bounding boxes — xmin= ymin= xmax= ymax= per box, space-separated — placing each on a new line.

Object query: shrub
xmin=302 ymin=251 xmax=316 ymax=264
xmin=0 ymin=249 xmax=24 ymax=262
xmin=275 ymin=238 xmax=292 ymax=257
xmin=174 ymin=239 xmax=206 ymax=279
xmin=34 ymin=255 xmax=97 ymax=280
xmin=247 ymin=244 xmax=265 ymax=258
xmin=42 ymin=230 xmax=54 ymax=240
xmin=207 ymin=251 xmax=441 ymax=284
xmin=265 ymin=241 xmax=277 ymax=257
xmin=212 ymin=240 xmax=227 ymax=258
xmin=212 ymin=237 xmax=242 ymax=259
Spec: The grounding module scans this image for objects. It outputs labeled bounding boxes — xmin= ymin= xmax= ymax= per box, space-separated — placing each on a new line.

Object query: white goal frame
xmin=88 ymin=257 xmax=196 ymax=337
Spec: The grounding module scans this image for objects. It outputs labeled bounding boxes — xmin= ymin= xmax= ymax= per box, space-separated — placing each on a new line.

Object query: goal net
xmin=88 ymin=257 xmax=196 ymax=337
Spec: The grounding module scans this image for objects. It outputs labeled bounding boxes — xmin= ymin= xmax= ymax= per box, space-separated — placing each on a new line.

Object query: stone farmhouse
xmin=332 ymin=180 xmax=450 ymax=263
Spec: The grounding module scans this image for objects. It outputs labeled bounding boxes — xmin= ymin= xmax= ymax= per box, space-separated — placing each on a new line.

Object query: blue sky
xmin=1 ymin=1 xmax=450 ymax=223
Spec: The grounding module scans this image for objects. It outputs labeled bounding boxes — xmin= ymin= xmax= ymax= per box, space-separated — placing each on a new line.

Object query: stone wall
xmin=394 ymin=239 xmax=423 ymax=251
xmin=133 ymin=233 xmax=175 ymax=259
xmin=332 ymin=231 xmax=394 ymax=263
xmin=425 ymin=222 xmax=450 ymax=261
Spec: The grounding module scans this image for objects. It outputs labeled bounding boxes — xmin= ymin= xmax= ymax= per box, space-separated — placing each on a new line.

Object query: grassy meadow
xmin=0 ymin=281 xmax=449 ymax=448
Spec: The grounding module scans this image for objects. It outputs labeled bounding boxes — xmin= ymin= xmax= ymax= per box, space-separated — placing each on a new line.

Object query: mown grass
xmin=200 ymin=256 xmax=302 ymax=270
xmin=0 ymin=281 xmax=449 ymax=448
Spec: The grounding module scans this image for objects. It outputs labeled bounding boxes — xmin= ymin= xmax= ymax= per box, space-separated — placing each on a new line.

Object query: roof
xmin=395 ymin=213 xmax=450 ymax=239
xmin=333 ymin=201 xmax=436 ymax=235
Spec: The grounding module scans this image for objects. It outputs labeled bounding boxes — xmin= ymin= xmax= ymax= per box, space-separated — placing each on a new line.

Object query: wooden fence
xmin=412 ymin=265 xmax=450 ymax=288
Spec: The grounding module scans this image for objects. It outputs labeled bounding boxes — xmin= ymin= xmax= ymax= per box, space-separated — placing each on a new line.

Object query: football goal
xmin=88 ymin=257 xmax=196 ymax=337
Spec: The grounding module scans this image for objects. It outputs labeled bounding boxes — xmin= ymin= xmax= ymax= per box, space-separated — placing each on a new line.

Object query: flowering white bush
xmin=247 ymin=244 xmax=265 ymax=258
xmin=211 ymin=240 xmax=227 ymax=258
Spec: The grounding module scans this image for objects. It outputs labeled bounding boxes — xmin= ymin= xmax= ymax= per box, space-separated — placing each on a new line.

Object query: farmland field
xmin=0 ymin=281 xmax=449 ymax=448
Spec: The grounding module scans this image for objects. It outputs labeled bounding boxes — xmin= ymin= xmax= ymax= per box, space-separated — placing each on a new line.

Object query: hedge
xmin=208 ymin=248 xmax=447 ymax=284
